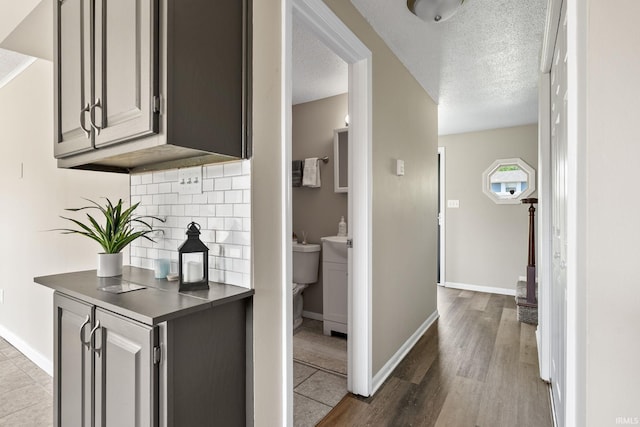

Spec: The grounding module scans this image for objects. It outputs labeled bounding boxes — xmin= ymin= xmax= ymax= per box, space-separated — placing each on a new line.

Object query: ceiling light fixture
xmin=407 ymin=0 xmax=465 ymax=23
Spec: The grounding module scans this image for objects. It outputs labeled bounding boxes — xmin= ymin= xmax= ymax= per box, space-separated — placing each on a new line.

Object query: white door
xmin=550 ymin=1 xmax=568 ymax=425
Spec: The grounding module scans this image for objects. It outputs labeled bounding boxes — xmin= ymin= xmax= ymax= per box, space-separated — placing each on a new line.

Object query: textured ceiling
xmin=292 ymin=17 xmax=348 ymax=105
xmin=351 ymin=0 xmax=547 ymax=135
xmin=292 ymin=0 xmax=546 ymax=134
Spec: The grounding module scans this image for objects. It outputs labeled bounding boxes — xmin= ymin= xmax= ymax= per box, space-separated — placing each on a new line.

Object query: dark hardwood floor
xmin=318 ymin=287 xmax=552 ymax=427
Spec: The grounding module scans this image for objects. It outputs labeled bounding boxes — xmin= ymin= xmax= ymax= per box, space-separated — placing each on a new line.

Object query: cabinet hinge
xmin=153 ymin=95 xmax=162 ymax=114
xmin=153 ymin=346 xmax=161 ymax=364
xmin=347 ymin=238 xmax=353 ymax=249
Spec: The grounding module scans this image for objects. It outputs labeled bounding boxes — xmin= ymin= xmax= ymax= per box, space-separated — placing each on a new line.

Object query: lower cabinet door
xmin=54 ymin=294 xmax=93 ymax=427
xmin=93 ymin=308 xmax=158 ymax=427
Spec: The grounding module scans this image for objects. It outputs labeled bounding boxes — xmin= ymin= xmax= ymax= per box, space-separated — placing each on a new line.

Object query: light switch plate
xmin=0 ymin=289 xmax=4 ymax=304
xmin=447 ymin=199 xmax=460 ymax=208
xmin=396 ymin=159 xmax=405 ymax=176
xmin=178 ymin=166 xmax=203 ymax=195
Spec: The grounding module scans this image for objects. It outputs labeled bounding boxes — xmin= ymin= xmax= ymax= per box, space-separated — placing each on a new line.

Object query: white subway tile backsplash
xmin=206 ymin=164 xmax=224 ymax=179
xmin=215 ymin=177 xmax=232 ymax=191
xmin=165 ymin=193 xmax=178 ymax=205
xmin=152 ymin=171 xmax=165 ymax=183
xmin=216 ymin=230 xmax=231 ymax=244
xmin=232 ymin=175 xmax=250 ymax=190
xmin=216 ymin=205 xmax=233 ymax=217
xmin=178 ymin=194 xmax=193 ymax=205
xmin=199 ymin=205 xmax=216 ymax=217
xmin=225 ymin=245 xmax=244 ymax=259
xmin=130 ymin=160 xmax=251 ymax=288
xmin=225 ymin=272 xmax=243 ymax=287
xmin=208 ymin=191 xmax=224 ymax=204
xmin=207 ymin=217 xmax=224 ymax=230
xmin=171 ymin=205 xmax=185 ymax=217
xmin=233 ymin=204 xmax=250 ymax=218
xmin=224 ymin=218 xmax=242 ymax=231
xmin=232 ymin=231 xmax=250 ymax=246
xmin=165 ymin=169 xmax=178 ymax=181
xmin=184 ymin=204 xmax=199 ymax=217
xmin=192 ymin=193 xmax=208 ymax=204
xmin=224 ymin=190 xmax=243 ymax=204
xmin=223 ymin=162 xmax=242 ymax=177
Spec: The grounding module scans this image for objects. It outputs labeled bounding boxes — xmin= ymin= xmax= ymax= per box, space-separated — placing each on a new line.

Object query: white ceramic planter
xmin=97 ymin=253 xmax=123 ymax=277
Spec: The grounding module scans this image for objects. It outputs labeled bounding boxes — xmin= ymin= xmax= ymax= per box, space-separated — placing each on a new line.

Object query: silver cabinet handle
xmin=88 ymin=320 xmax=101 ymax=355
xmin=88 ymin=98 xmax=103 ymax=135
xmin=79 ymin=103 xmax=91 ymax=138
xmin=79 ymin=315 xmax=91 ymax=349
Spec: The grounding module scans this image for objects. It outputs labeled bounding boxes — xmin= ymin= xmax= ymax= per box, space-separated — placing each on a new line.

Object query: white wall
xmin=439 ymin=125 xmax=538 ymax=293
xmin=0 ymin=60 xmax=129 ymax=373
xmin=579 ymin=1 xmax=640 ymax=424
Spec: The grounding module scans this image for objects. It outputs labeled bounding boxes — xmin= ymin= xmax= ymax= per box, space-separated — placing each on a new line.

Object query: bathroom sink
xmin=321 ymin=235 xmax=348 ymax=263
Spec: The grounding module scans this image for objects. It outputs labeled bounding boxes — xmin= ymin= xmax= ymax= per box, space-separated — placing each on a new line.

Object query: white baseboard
xmin=371 ymin=310 xmax=439 ymax=395
xmin=302 ymin=310 xmax=323 ymax=321
xmin=444 ymin=281 xmax=516 ymax=296
xmin=0 ymin=324 xmax=53 ymax=376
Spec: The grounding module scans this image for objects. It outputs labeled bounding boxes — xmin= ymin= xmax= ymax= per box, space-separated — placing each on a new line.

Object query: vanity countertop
xmin=34 ymin=266 xmax=253 ymax=325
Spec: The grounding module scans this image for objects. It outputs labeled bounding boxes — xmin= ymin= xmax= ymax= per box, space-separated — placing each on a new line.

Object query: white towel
xmin=302 ymin=157 xmax=321 ymax=188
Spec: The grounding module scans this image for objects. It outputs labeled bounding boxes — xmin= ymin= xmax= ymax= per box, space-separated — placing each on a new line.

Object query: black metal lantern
xmin=178 ymin=222 xmax=209 ymax=292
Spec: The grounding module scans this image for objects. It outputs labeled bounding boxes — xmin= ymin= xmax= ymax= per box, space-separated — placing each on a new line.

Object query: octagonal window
xmin=482 ymin=158 xmax=536 ymax=204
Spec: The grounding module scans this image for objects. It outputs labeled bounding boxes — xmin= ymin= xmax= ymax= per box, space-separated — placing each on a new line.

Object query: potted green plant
xmin=56 ymin=198 xmax=164 ymax=277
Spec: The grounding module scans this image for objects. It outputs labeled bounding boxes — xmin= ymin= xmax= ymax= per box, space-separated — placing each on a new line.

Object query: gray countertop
xmin=34 ymin=266 xmax=253 ymax=325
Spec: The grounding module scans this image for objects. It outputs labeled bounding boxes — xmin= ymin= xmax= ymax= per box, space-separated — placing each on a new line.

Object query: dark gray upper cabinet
xmin=54 ymin=0 xmax=251 ymax=173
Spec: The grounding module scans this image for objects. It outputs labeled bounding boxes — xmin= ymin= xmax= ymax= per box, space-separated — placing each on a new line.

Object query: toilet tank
xmin=292 ymin=243 xmax=321 ymax=284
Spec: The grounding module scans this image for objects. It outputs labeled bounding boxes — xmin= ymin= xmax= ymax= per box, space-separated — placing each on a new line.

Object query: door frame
xmin=287 ymin=0 xmax=373 ymax=405
xmin=437 ymin=147 xmax=446 ymax=286
xmin=539 ymin=0 xmax=586 ymax=424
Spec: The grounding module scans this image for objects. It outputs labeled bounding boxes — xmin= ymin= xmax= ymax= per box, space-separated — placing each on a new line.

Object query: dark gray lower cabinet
xmin=94 ymin=308 xmax=158 ymax=427
xmin=53 ymin=288 xmax=249 ymax=427
xmin=54 ymin=294 xmax=158 ymax=427
xmin=54 ymin=294 xmax=93 ymax=427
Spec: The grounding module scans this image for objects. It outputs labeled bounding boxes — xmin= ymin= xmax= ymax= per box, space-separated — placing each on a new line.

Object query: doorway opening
xmin=437 ymin=147 xmax=445 ymax=286
xmin=285 ymin=0 xmax=373 ymax=423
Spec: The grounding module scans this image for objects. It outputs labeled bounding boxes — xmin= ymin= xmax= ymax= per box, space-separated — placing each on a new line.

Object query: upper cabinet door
xmin=54 ymin=0 xmax=94 ymax=158
xmin=93 ymin=0 xmax=158 ymax=148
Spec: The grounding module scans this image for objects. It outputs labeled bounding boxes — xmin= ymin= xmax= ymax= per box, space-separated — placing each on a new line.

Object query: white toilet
xmin=292 ymin=242 xmax=321 ymax=330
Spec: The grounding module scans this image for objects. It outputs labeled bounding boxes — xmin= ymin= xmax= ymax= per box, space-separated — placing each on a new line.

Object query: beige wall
xmin=439 ymin=125 xmax=538 ymax=292
xmin=0 ymin=60 xmax=129 ymax=369
xmin=582 ymin=0 xmax=640 ymax=423
xmin=323 ymin=0 xmax=439 ymax=375
xmin=251 ymin=0 xmax=285 ymax=424
xmin=292 ymin=93 xmax=348 ymax=315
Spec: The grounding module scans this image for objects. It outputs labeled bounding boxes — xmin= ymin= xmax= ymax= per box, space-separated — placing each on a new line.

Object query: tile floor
xmin=293 ymin=319 xmax=348 ymax=426
xmin=0 ymin=338 xmax=53 ymax=426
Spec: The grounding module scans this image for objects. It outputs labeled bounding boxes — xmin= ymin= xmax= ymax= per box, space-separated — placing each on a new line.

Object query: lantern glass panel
xmin=182 ymin=252 xmax=205 ymax=283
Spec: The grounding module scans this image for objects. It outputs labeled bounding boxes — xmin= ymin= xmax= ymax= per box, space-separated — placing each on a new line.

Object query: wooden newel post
xmin=522 ymin=198 xmax=538 ymax=305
